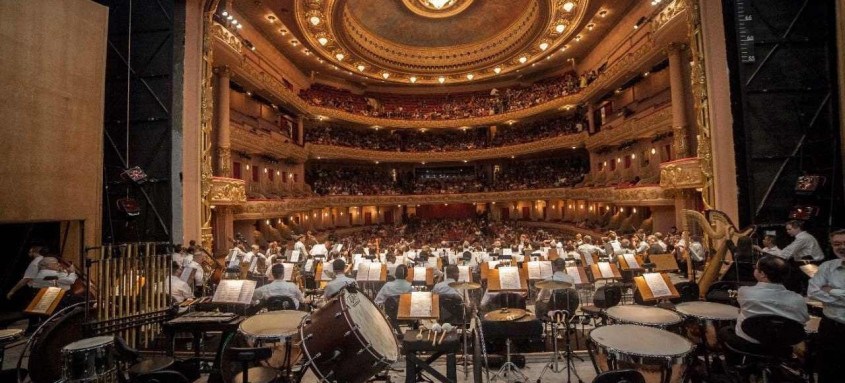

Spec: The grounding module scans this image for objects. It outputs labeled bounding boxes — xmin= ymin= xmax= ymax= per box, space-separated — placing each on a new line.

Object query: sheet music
xmin=290 ymin=250 xmax=300 ymax=262
xmin=237 ymin=280 xmax=256 ymax=303
xmin=282 ymin=263 xmax=294 ymax=281
xmin=458 ymin=265 xmax=471 ymax=282
xmin=487 ymin=260 xmax=500 ymax=269
xmin=213 ymin=280 xmax=248 ymax=303
xmin=311 ymin=244 xmax=328 ymax=256
xmin=304 ymin=259 xmax=314 ymax=272
xmin=180 ymin=267 xmax=195 ymax=283
xmin=31 ymin=287 xmax=62 ymax=314
xmin=502 ymin=248 xmax=513 ymax=256
xmin=527 ymin=261 xmax=553 ymax=280
xmin=410 ymin=291 xmax=433 ymax=318
xmin=565 ymin=267 xmax=583 ymax=284
xmin=405 ymin=251 xmax=417 ymax=260
xmin=333 ymin=244 xmax=343 ymax=253
xmin=499 ymin=267 xmax=522 ymax=290
xmin=227 ymin=255 xmax=240 ymax=269
xmin=623 ymin=253 xmax=640 ymax=269
xmin=413 ymin=266 xmax=427 ymax=282
xmin=448 ymin=252 xmax=459 ymax=265
xmin=320 ymin=268 xmax=333 ymax=281
xmin=427 ymin=257 xmax=438 ymax=268
xmin=368 ymin=262 xmax=383 ymax=281
xmin=598 ymin=262 xmax=615 ymax=278
xmin=644 ymin=273 xmax=672 ymax=298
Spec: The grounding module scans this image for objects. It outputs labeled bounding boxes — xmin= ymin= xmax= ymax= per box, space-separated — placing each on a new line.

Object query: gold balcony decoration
xmin=659 ymin=157 xmax=707 ymax=190
xmin=231 ymin=186 xmax=674 ymax=220
xmin=650 ymin=0 xmax=689 ymax=33
xmin=211 ymin=22 xmax=242 ymax=54
xmin=209 ymin=177 xmax=247 ymax=205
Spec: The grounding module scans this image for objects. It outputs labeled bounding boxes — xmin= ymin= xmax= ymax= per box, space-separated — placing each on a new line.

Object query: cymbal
xmin=448 ymin=281 xmax=482 ymax=290
xmin=799 ymin=264 xmax=819 ymax=278
xmin=484 ymin=308 xmax=529 ymax=322
xmin=535 ymin=280 xmax=573 ymax=290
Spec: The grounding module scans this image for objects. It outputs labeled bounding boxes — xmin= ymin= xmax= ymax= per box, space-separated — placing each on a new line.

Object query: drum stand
xmin=537 ymin=312 xmax=583 ymax=383
xmin=490 ymin=339 xmax=527 ymax=383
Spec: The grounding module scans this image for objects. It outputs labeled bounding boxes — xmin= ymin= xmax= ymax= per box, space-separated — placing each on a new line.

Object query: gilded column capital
xmin=217 ymin=146 xmax=232 ymax=178
xmin=213 ymin=65 xmax=231 ymax=77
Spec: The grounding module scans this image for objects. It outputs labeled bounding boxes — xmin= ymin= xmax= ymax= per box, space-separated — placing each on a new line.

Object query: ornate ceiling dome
xmin=295 ymin=0 xmax=588 ymax=85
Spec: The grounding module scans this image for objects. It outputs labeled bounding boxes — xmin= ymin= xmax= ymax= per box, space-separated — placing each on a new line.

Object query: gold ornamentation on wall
xmin=201 ymin=0 xmax=222 ymax=251
xmin=686 ymin=0 xmax=714 ymax=207
xmin=659 ymin=157 xmax=706 ymax=190
xmin=217 ymin=147 xmax=232 ymax=177
xmin=651 ymin=0 xmax=689 ymax=33
xmin=584 ymin=106 xmax=673 ymax=150
xmin=210 ymin=22 xmax=242 ymax=54
xmin=209 ymin=177 xmax=247 ymax=205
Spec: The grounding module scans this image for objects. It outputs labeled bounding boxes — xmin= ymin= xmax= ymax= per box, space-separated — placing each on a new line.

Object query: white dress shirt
xmin=30 ymin=270 xmax=78 ymax=289
xmin=535 ymin=271 xmax=576 ymax=304
xmin=24 ymin=255 xmax=43 ymax=283
xmin=294 ymin=241 xmax=309 ymax=257
xmin=761 ymin=245 xmax=783 ymax=259
xmin=167 ymin=275 xmax=194 ymax=303
xmin=374 ymin=279 xmax=413 ymax=305
xmin=432 ymin=277 xmax=462 ymax=299
xmin=253 ymin=280 xmax=304 ymax=308
xmin=808 ymin=258 xmax=845 ymax=324
xmin=735 ymin=282 xmax=809 ymax=343
xmin=781 ymin=231 xmax=825 ymax=261
xmin=324 ymin=272 xmax=356 ymax=299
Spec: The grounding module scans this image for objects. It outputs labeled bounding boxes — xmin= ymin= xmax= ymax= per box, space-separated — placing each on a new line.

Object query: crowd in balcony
xmin=492 ymin=158 xmax=588 ymax=191
xmin=305 ymin=114 xmax=585 ymax=152
xmin=307 ymin=167 xmax=404 ymax=196
xmin=299 ymin=72 xmax=582 ymax=120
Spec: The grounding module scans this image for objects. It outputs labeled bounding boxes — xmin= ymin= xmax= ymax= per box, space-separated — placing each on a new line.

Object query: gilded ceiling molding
xmin=231 ymin=186 xmax=674 ymax=220
xmin=209 ymin=177 xmax=247 ymax=205
xmin=659 ymin=157 xmax=707 ymax=190
xmin=400 ymin=0 xmax=475 ymax=19
xmin=211 ymin=22 xmax=243 ymax=55
xmin=650 ymin=0 xmax=689 ymax=33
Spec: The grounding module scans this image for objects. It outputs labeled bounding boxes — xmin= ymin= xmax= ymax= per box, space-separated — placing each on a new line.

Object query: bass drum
xmin=26 ymin=303 xmax=87 ymax=383
xmin=300 ymin=289 xmax=399 ymax=383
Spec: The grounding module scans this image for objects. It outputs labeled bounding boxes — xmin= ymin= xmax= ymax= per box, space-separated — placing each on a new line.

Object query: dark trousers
xmin=816 ymin=316 xmax=845 ymax=383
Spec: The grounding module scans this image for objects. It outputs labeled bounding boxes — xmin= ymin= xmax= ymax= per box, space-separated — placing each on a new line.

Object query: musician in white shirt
xmin=294 ymin=235 xmax=310 ymax=258
xmin=807 ymin=229 xmax=845 ymax=383
xmin=753 ymin=234 xmax=782 ymax=258
xmin=431 ymin=265 xmax=463 ymax=299
xmin=6 ymin=246 xmax=47 ymax=300
xmin=167 ymin=262 xmax=194 ymax=303
xmin=374 ymin=265 xmax=412 ymax=305
xmin=30 ymin=257 xmax=78 ymax=290
xmin=534 ymin=258 xmax=576 ymax=316
xmin=254 ymin=264 xmax=305 ymax=309
xmin=780 ymin=220 xmax=824 ymax=261
xmin=324 ymin=259 xmax=356 ymax=299
xmin=718 ymin=255 xmax=808 ymax=357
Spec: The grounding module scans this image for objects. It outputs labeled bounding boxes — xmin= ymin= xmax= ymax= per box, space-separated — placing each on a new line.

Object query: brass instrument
xmin=683 ymin=210 xmax=755 ymax=298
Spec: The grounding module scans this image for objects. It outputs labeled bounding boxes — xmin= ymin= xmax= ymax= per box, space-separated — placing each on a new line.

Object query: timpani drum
xmin=0 ymin=328 xmax=23 ymax=346
xmin=589 ymin=324 xmax=694 ymax=383
xmin=61 ymin=336 xmax=117 ymax=383
xmin=300 ymin=289 xmax=399 ymax=383
xmin=605 ymin=305 xmax=683 ymax=329
xmin=674 ymin=301 xmax=738 ymax=351
xmin=238 ymin=310 xmax=307 ymax=369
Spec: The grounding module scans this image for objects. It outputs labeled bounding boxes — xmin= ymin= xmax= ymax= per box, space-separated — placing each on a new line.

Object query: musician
xmin=225 ymin=242 xmax=247 ymax=268
xmin=431 ymin=265 xmax=462 ymax=299
xmin=167 ymin=261 xmax=194 ymax=303
xmin=294 ymin=235 xmax=310 ymax=258
xmin=254 ymin=263 xmax=305 ymax=309
xmin=718 ymin=255 xmax=808 ymax=360
xmin=576 ymin=236 xmax=605 ymax=262
xmin=374 ymin=265 xmax=412 ymax=305
xmin=324 ymin=259 xmax=356 ymax=299
xmin=534 ymin=258 xmax=576 ymax=316
xmin=6 ymin=246 xmax=47 ymax=300
xmin=30 ymin=257 xmax=78 ymax=289
xmin=807 ymin=229 xmax=845 ymax=383
xmin=182 ymin=246 xmax=205 ymax=291
xmin=780 ymin=220 xmax=824 ymax=262
xmin=753 ymin=234 xmax=782 ymax=258
xmin=246 ymin=245 xmax=267 ymax=274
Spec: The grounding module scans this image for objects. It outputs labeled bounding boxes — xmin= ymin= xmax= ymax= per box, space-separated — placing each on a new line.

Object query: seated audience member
xmin=807 ymin=229 xmax=845 ymax=383
xmin=254 ymin=263 xmax=305 ymax=309
xmin=324 ymin=259 xmax=357 ymax=299
xmin=432 ymin=265 xmax=463 ymax=299
xmin=374 ymin=265 xmax=413 ymax=305
xmin=718 ymin=255 xmax=808 ymax=358
xmin=167 ymin=261 xmax=194 ymax=304
xmin=30 ymin=257 xmax=78 ymax=290
xmin=534 ymin=258 xmax=576 ymax=316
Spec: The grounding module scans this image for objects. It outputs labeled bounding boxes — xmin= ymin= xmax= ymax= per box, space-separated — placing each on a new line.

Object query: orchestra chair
xmin=264 ymin=296 xmax=296 ymax=311
xmin=224 ymin=346 xmax=279 ymax=383
xmin=131 ymin=371 xmax=189 ymax=383
xmin=670 ymin=282 xmax=700 ymax=304
xmin=438 ymin=295 xmax=466 ymax=327
xmin=591 ymin=369 xmax=646 ymax=383
xmin=723 ymin=315 xmax=806 ymax=382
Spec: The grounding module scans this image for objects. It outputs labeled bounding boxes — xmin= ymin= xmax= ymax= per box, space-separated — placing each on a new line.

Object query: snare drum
xmin=300 ymin=289 xmax=399 ymax=383
xmin=605 ymin=305 xmax=683 ymax=329
xmin=0 ymin=328 xmax=23 ymax=345
xmin=61 ymin=336 xmax=117 ymax=383
xmin=674 ymin=301 xmax=738 ymax=351
xmin=589 ymin=324 xmax=694 ymax=383
xmin=238 ymin=310 xmax=306 ymax=369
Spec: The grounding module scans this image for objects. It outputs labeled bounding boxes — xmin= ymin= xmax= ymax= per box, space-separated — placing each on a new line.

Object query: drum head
xmin=590 ymin=324 xmax=693 ymax=358
xmin=675 ymin=301 xmax=738 ymax=321
xmin=29 ymin=305 xmax=86 ymax=383
xmin=63 ymin=336 xmax=114 ymax=352
xmin=240 ymin=310 xmax=306 ymax=340
xmin=344 ymin=291 xmax=399 ymax=362
xmin=0 ymin=328 xmax=23 ymax=341
xmin=606 ymin=305 xmax=682 ymax=326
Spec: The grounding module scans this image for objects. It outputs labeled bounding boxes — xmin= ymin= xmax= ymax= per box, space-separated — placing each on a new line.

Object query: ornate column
xmin=587 ymin=104 xmax=596 ymax=133
xmin=668 ymin=43 xmax=691 ymax=158
xmin=214 ymin=66 xmax=232 ymax=177
xmin=297 ymin=115 xmax=305 ymax=145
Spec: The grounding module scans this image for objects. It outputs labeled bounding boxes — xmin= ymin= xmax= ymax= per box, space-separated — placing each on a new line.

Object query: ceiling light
xmin=409 ymin=76 xmax=417 ymax=83
xmin=309 ymin=16 xmax=321 ymax=26
xmin=290 ymin=40 xmax=299 ymax=46
xmin=382 ymin=72 xmax=390 ymax=79
xmin=236 ymin=24 xmax=243 ymax=29
xmin=555 ymin=23 xmax=566 ymax=33
xmin=643 ymin=71 xmax=650 ymax=77
xmin=575 ymin=35 xmax=582 ymax=41
xmin=427 ymin=0 xmax=451 ymax=9
xmin=222 ymin=11 xmax=228 ymax=16
xmin=335 ymin=52 xmax=345 ymax=61
xmin=519 ymin=56 xmax=527 ymax=64
xmin=438 ymin=76 xmax=445 ymax=83
xmin=317 ymin=36 xmax=328 ymax=46
xmin=539 ymin=42 xmax=549 ymax=51
xmin=356 ymin=64 xmax=365 ymax=71
xmin=493 ymin=67 xmax=502 ymax=74
xmin=561 ymin=45 xmax=569 ymax=51
xmin=280 ymin=29 xmax=287 ymax=35
xmin=587 ymin=23 xmax=595 ymax=30
xmin=267 ymin=15 xmax=276 ymax=21
xmin=599 ymin=10 xmax=608 ymax=17
xmin=227 ymin=15 xmax=233 ymax=20
xmin=562 ymin=2 xmax=575 ymax=12
xmin=466 ymin=73 xmax=474 ymax=80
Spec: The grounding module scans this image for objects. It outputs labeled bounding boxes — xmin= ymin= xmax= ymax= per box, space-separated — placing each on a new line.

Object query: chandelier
xmin=421 ymin=0 xmax=456 ymax=10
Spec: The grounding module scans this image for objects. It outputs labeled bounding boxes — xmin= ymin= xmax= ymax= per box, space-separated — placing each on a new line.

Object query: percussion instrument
xmin=605 ymin=305 xmax=683 ymax=329
xmin=168 ymin=311 xmax=238 ymax=324
xmin=483 ymin=308 xmax=531 ymax=322
xmin=61 ymin=336 xmax=117 ymax=383
xmin=0 ymin=328 xmax=23 ymax=345
xmin=28 ymin=303 xmax=87 ymax=383
xmin=448 ymin=281 xmax=481 ymax=290
xmin=238 ymin=310 xmax=307 ymax=369
xmin=589 ymin=324 xmax=694 ymax=383
xmin=674 ymin=301 xmax=738 ymax=350
xmin=535 ymin=280 xmax=573 ymax=290
xmin=300 ymin=289 xmax=399 ymax=383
